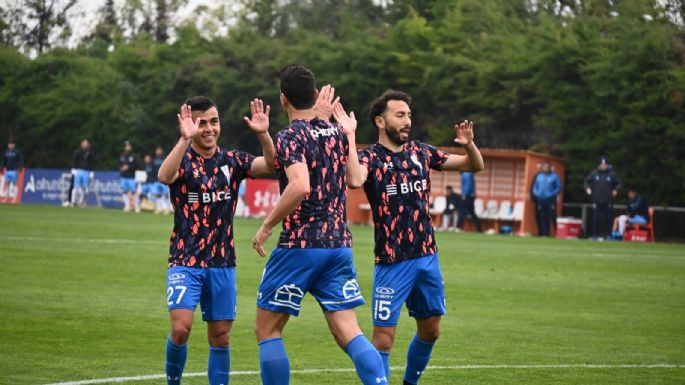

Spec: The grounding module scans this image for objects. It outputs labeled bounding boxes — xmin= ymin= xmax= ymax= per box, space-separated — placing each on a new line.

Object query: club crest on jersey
xmin=410 ymin=155 xmax=423 ymax=172
xmin=386 ymin=179 xmax=428 ymax=196
xmin=220 ymin=165 xmax=230 ymax=184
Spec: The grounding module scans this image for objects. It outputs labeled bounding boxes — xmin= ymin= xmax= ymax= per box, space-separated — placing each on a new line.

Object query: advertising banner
xmin=0 ymin=169 xmax=25 ymax=204
xmin=20 ymin=169 xmax=124 ymax=209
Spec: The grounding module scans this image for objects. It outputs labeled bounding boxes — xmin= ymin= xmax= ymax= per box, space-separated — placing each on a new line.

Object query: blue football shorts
xmin=119 ymin=177 xmax=136 ymax=193
xmin=4 ymin=170 xmax=18 ymax=184
xmin=74 ymin=169 xmax=90 ymax=188
xmin=256 ymin=248 xmax=365 ymax=316
xmin=166 ymin=266 xmax=237 ymax=321
xmin=372 ymin=253 xmax=446 ymax=327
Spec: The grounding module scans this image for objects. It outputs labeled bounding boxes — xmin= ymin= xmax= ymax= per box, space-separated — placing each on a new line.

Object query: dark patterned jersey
xmin=167 ymin=146 xmax=254 ymax=268
xmin=359 ymin=141 xmax=450 ymax=264
xmin=274 ymin=118 xmax=352 ymax=248
xmin=3 ymin=148 xmax=23 ymax=170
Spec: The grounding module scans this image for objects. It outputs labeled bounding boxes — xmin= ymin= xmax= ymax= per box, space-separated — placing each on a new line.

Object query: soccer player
xmin=341 ymin=89 xmax=484 ymax=385
xmin=118 ymin=141 xmax=140 ymax=212
xmin=251 ymin=65 xmax=387 ymax=385
xmin=158 ymin=96 xmax=275 ymax=385
xmin=2 ymin=139 xmax=23 ymax=201
xmin=70 ymin=138 xmax=95 ymax=207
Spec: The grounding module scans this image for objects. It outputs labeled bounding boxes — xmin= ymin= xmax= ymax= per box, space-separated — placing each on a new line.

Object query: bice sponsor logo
xmin=386 ymin=179 xmax=428 ymax=196
xmin=188 ymin=189 xmax=232 ymax=203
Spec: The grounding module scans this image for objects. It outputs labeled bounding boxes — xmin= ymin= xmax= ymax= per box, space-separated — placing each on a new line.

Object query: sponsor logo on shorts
xmin=168 ymin=272 xmax=186 ymax=284
xmin=375 ymin=286 xmax=395 ymax=300
xmin=270 ymin=284 xmax=304 ymax=311
xmin=343 ymin=279 xmax=361 ymax=299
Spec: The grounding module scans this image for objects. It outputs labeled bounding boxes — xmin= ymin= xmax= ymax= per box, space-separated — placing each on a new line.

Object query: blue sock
xmin=208 ymin=345 xmax=230 ymax=385
xmin=345 ymin=335 xmax=388 ymax=385
xmin=403 ymin=335 xmax=435 ymax=385
xmin=165 ymin=336 xmax=187 ymax=385
xmin=379 ymin=350 xmax=390 ymax=380
xmin=259 ymin=338 xmax=290 ymax=385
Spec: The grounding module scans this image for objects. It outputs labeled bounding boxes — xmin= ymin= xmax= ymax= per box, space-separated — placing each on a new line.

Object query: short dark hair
xmin=279 ymin=65 xmax=316 ymax=110
xmin=184 ymin=96 xmax=217 ymax=112
xmin=369 ymin=89 xmax=411 ymax=129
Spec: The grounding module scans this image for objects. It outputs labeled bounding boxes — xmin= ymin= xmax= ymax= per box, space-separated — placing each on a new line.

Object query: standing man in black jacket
xmin=70 ymin=139 xmax=95 ymax=207
xmin=584 ymin=156 xmax=622 ymax=240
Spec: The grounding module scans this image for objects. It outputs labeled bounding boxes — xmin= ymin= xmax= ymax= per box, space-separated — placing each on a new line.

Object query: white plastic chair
xmin=474 ymin=198 xmax=485 ymax=217
xmin=497 ymin=200 xmax=512 ymax=220
xmin=483 ymin=200 xmax=499 ymax=219
xmin=430 ymin=195 xmax=447 ymax=214
xmin=511 ymin=201 xmax=524 ymax=221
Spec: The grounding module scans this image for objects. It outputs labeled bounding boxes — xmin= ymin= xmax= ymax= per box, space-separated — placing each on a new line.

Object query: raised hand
xmin=454 ymin=120 xmax=475 ymax=146
xmin=333 ymin=102 xmax=357 ymax=136
xmin=243 ymin=98 xmax=270 ymax=134
xmin=312 ymin=84 xmax=340 ymax=120
xmin=177 ymin=104 xmax=200 ymax=140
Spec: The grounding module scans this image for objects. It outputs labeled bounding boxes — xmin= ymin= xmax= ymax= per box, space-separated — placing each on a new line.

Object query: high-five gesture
xmin=454 ymin=120 xmax=475 ymax=146
xmin=243 ymin=98 xmax=270 ymax=134
xmin=333 ymin=102 xmax=357 ymax=136
xmin=177 ymin=104 xmax=201 ymax=140
xmin=312 ymin=84 xmax=340 ymax=120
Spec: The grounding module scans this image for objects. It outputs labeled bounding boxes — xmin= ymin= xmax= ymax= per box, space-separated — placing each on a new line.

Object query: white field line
xmin=42 ymin=364 xmax=685 ymax=385
xmin=0 ymin=235 xmax=165 ymax=245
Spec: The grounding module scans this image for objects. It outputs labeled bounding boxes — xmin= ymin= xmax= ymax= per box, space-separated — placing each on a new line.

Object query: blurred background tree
xmin=0 ymin=0 xmax=683 ymax=204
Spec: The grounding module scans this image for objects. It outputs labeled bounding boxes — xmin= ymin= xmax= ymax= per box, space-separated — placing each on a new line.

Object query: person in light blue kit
xmin=457 ymin=171 xmax=483 ymax=232
xmin=531 ymin=161 xmax=562 ymax=236
xmin=70 ymin=138 xmax=95 ymax=207
xmin=2 ymin=139 xmax=23 ymax=201
xmin=118 ymin=140 xmax=140 ymax=212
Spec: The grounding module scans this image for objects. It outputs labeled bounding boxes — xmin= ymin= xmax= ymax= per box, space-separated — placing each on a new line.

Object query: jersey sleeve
xmin=422 ymin=142 xmax=450 ymax=171
xmin=232 ymin=150 xmax=256 ymax=180
xmin=276 ymin=127 xmax=306 ymax=168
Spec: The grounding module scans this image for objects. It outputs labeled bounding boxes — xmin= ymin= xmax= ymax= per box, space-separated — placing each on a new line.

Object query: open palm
xmin=244 ymin=98 xmax=270 ymax=134
xmin=333 ymin=102 xmax=357 ymax=136
xmin=177 ymin=104 xmax=200 ymax=139
xmin=454 ymin=120 xmax=474 ymax=145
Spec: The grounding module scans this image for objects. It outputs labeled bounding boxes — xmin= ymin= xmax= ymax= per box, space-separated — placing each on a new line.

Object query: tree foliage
xmin=0 ymin=0 xmax=683 ymax=204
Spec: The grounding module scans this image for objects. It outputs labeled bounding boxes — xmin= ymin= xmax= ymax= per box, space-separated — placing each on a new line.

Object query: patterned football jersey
xmin=274 ymin=118 xmax=352 ymax=248
xmin=359 ymin=141 xmax=450 ymax=264
xmin=168 ymin=146 xmax=255 ymax=268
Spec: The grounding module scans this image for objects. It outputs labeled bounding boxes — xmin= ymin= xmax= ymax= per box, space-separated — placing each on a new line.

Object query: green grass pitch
xmin=0 ymin=204 xmax=684 ymax=385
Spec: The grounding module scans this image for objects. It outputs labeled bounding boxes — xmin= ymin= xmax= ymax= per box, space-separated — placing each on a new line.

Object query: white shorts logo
xmin=270 ymin=284 xmax=304 ymax=311
xmin=343 ymin=279 xmax=361 ymax=299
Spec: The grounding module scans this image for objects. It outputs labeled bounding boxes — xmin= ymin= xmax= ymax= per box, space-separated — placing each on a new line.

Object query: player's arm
xmin=441 ymin=120 xmax=485 ymax=172
xmin=252 ymin=163 xmax=310 ymax=257
xmin=333 ymin=102 xmax=368 ymax=188
xmin=243 ymin=98 xmax=275 ymax=177
xmin=158 ymin=104 xmax=200 ymax=185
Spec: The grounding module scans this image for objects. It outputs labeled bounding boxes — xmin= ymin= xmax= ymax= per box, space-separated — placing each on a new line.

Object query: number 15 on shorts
xmin=374 ymin=300 xmax=391 ymax=321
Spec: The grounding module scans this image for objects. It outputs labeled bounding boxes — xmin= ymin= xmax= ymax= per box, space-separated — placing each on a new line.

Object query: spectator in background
xmin=119 ymin=140 xmax=140 ymax=213
xmin=611 ymin=188 xmax=648 ymax=239
xmin=584 ymin=156 xmax=622 ymax=240
xmin=531 ymin=161 xmax=561 ymax=236
xmin=530 ymin=162 xmax=542 ymax=233
xmin=1 ymin=139 xmax=23 ymax=201
xmin=70 ymin=138 xmax=95 ymax=207
xmin=153 ymin=146 xmax=172 ymax=214
xmin=457 ymin=171 xmax=483 ymax=232
xmin=442 ymin=185 xmax=460 ymax=231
